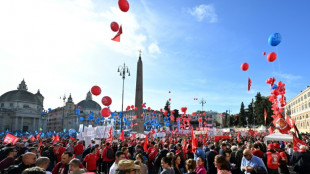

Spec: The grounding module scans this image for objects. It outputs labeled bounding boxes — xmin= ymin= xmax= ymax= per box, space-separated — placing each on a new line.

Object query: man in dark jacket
xmin=205 ymin=144 xmax=217 ymax=174
xmin=3 ymin=152 xmax=37 ymax=174
xmin=154 ymin=143 xmax=169 ymax=174
xmin=290 ymin=145 xmax=310 ymax=174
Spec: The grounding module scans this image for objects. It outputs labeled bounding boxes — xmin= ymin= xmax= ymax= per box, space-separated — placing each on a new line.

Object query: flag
xmin=53 ymin=135 xmax=60 ymax=144
xmin=264 ymin=108 xmax=267 ymax=125
xmin=292 ymin=133 xmax=306 ymax=149
xmin=38 ymin=139 xmax=42 ymax=151
xmin=111 ymin=25 xmax=123 ymax=42
xmin=130 ymin=133 xmax=136 ymax=140
xmin=248 ymin=77 xmax=252 ymax=91
xmin=3 ymin=133 xmax=19 ymax=145
xmin=70 ymin=136 xmax=76 ymax=141
xmin=237 ymin=132 xmax=241 ymax=143
xmin=268 ymin=126 xmax=275 ymax=134
xmin=119 ymin=130 xmax=124 ymax=141
xmin=30 ymin=136 xmax=36 ymax=142
xmin=106 ymin=127 xmax=113 ymax=144
xmin=22 ymin=136 xmax=27 ymax=141
xmin=36 ymin=132 xmax=41 ymax=139
xmin=191 ymin=127 xmax=198 ymax=153
xmin=143 ymin=135 xmax=148 ymax=152
xmin=273 ymin=114 xmax=291 ymax=134
xmin=286 ymin=115 xmax=295 ymax=128
xmin=249 ymin=129 xmax=255 ymax=136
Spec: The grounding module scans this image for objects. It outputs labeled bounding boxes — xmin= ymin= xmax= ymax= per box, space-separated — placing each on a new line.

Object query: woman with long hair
xmin=214 ymin=155 xmax=232 ymax=174
xmin=195 ymin=157 xmax=206 ymax=174
xmin=185 ymin=159 xmax=196 ymax=174
xmin=172 ymin=154 xmax=183 ymax=174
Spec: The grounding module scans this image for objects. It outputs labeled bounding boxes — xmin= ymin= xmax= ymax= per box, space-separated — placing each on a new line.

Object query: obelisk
xmin=134 ymin=51 xmax=144 ymax=133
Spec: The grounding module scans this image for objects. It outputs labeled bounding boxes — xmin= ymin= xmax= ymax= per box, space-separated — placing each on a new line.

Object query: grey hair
xmin=35 ymin=157 xmax=50 ymax=167
xmin=231 ymin=145 xmax=238 ymax=151
xmin=69 ymin=158 xmax=81 ymax=167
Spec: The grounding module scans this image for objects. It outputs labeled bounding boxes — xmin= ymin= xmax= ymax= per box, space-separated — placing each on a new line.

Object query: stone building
xmin=46 ymin=91 xmax=102 ymax=132
xmin=285 ymin=86 xmax=310 ymax=133
xmin=0 ymin=80 xmax=45 ymax=132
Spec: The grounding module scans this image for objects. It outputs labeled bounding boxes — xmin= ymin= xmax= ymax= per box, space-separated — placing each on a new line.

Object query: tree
xmin=247 ymin=99 xmax=254 ymax=127
xmin=254 ymin=92 xmax=272 ymax=126
xmin=238 ymin=102 xmax=246 ymax=127
xmin=164 ymin=100 xmax=171 ymax=114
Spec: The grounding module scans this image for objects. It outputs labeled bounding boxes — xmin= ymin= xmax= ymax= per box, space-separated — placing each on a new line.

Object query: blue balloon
xmin=268 ymin=33 xmax=282 ymax=46
xmin=48 ymin=108 xmax=52 ymax=111
xmin=80 ymin=117 xmax=84 ymax=121
xmin=272 ymin=84 xmax=278 ymax=89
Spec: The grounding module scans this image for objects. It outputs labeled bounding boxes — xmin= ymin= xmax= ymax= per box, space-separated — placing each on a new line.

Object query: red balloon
xmin=78 ymin=106 xmax=81 ymax=109
xmin=198 ymin=118 xmax=202 ymax=122
xmin=118 ymin=0 xmax=129 ymax=12
xmin=263 ymin=52 xmax=266 ymax=55
xmin=147 ymin=107 xmax=151 ymax=111
xmin=101 ymin=96 xmax=112 ymax=106
xmin=110 ymin=22 xmax=119 ymax=32
xmin=131 ymin=105 xmax=134 ymax=109
xmin=91 ymin=86 xmax=101 ymax=96
xmin=142 ymin=103 xmax=146 ymax=108
xmin=203 ymin=122 xmax=207 ymax=125
xmin=192 ymin=112 xmax=196 ymax=116
xmin=169 ymin=98 xmax=171 ymax=101
xmin=134 ymin=107 xmax=138 ymax=111
xmin=267 ymin=52 xmax=277 ymax=62
xmin=101 ymin=108 xmax=111 ymax=117
xmin=241 ymin=63 xmax=249 ymax=71
xmin=169 ymin=91 xmax=171 ymax=93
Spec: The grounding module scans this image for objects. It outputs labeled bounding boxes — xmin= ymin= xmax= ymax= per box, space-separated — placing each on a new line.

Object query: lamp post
xmin=252 ymin=102 xmax=255 ymax=128
xmin=118 ymin=63 xmax=130 ymax=132
xmin=62 ymin=94 xmax=66 ymax=132
xmin=199 ymin=98 xmax=206 ymax=112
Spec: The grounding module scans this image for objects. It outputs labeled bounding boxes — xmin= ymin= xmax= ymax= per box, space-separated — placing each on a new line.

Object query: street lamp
xmin=118 ymin=63 xmax=130 ymax=131
xmin=252 ymin=102 xmax=255 ymax=128
xmin=199 ymin=98 xmax=206 ymax=112
xmin=62 ymin=94 xmax=66 ymax=131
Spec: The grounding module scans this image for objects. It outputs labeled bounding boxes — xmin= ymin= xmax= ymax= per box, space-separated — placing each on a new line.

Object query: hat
xmin=267 ymin=144 xmax=274 ymax=149
xmin=273 ymin=143 xmax=280 ymax=149
xmin=117 ymin=160 xmax=140 ymax=171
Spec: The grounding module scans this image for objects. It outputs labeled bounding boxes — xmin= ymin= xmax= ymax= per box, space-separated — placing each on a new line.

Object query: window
xmin=302 ymin=105 xmax=304 ymax=110
xmin=0 ymin=103 xmax=3 ymax=107
xmin=308 ymin=92 xmax=310 ymax=97
xmin=10 ymin=103 xmax=13 ymax=107
xmin=304 ymin=94 xmax=307 ymax=99
xmin=23 ymin=105 xmax=29 ymax=108
xmin=301 ymin=97 xmax=303 ymax=101
xmin=305 ymin=104 xmax=308 ymax=109
xmin=298 ymin=98 xmax=300 ymax=103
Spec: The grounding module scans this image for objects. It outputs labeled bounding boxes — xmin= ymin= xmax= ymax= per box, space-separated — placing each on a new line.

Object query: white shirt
xmin=109 ymin=162 xmax=118 ymax=174
xmin=46 ymin=171 xmax=52 ymax=174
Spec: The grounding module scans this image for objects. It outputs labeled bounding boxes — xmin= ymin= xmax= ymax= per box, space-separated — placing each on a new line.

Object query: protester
xmin=110 ymin=151 xmax=126 ymax=174
xmin=161 ymin=157 xmax=175 ymax=174
xmin=68 ymin=158 xmax=87 ymax=174
xmin=172 ymin=154 xmax=183 ymax=174
xmin=102 ymin=142 xmax=115 ymax=174
xmin=273 ymin=143 xmax=290 ymax=174
xmin=52 ymin=151 xmax=83 ymax=174
xmin=73 ymin=141 xmax=83 ymax=161
xmin=262 ymin=144 xmax=280 ymax=174
xmin=3 ymin=152 xmax=37 ymax=174
xmin=135 ymin=154 xmax=147 ymax=174
xmin=22 ymin=166 xmax=46 ymax=174
xmin=0 ymin=147 xmax=17 ymax=171
xmin=205 ymin=144 xmax=217 ymax=174
xmin=290 ymin=145 xmax=310 ymax=174
xmin=185 ymin=159 xmax=196 ymax=174
xmin=214 ymin=155 xmax=232 ymax=174
xmin=241 ymin=149 xmax=267 ymax=174
xmin=115 ymin=159 xmax=140 ymax=174
xmin=195 ymin=157 xmax=206 ymax=174
xmin=35 ymin=157 xmax=51 ymax=174
xmin=154 ymin=143 xmax=169 ymax=174
xmin=83 ymin=147 xmax=99 ymax=172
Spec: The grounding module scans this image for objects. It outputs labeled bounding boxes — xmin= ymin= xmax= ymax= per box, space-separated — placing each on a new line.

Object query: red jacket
xmin=53 ymin=147 xmax=66 ymax=163
xmin=84 ymin=153 xmax=99 ymax=171
xmin=102 ymin=146 xmax=114 ymax=162
xmin=266 ymin=152 xmax=280 ymax=169
xmin=74 ymin=144 xmax=84 ymax=155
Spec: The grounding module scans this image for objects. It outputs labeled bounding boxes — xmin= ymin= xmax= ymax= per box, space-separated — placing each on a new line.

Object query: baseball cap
xmin=117 ymin=160 xmax=141 ymax=170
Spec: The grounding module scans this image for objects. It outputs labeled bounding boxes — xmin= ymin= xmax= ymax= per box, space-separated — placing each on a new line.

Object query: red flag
xmin=53 ymin=135 xmax=60 ymax=144
xmin=38 ymin=139 xmax=42 ymax=151
xmin=30 ymin=136 xmax=36 ymax=142
xmin=106 ymin=127 xmax=113 ymax=144
xmin=130 ymin=133 xmax=136 ymax=140
xmin=248 ymin=77 xmax=252 ymax=91
xmin=22 ymin=136 xmax=27 ymax=141
xmin=273 ymin=114 xmax=291 ymax=134
xmin=249 ymin=129 xmax=255 ymax=136
xmin=286 ymin=115 xmax=295 ymax=128
xmin=70 ymin=136 xmax=76 ymax=141
xmin=264 ymin=108 xmax=267 ymax=125
xmin=3 ymin=133 xmax=19 ymax=145
xmin=143 ymin=136 xmax=148 ymax=152
xmin=36 ymin=132 xmax=41 ymax=139
xmin=268 ymin=126 xmax=275 ymax=134
xmin=111 ymin=25 xmax=123 ymax=42
xmin=292 ymin=133 xmax=306 ymax=149
xmin=191 ymin=128 xmax=198 ymax=153
xmin=237 ymin=132 xmax=241 ymax=143
xmin=119 ymin=130 xmax=124 ymax=141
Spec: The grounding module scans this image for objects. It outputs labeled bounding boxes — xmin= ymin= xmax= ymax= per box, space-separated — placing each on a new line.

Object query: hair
xmin=161 ymin=157 xmax=172 ymax=166
xmin=215 ymin=155 xmax=231 ymax=171
xmin=63 ymin=151 xmax=73 ymax=157
xmin=35 ymin=157 xmax=50 ymax=167
xmin=197 ymin=156 xmax=205 ymax=164
xmin=116 ymin=151 xmax=125 ymax=158
xmin=254 ymin=143 xmax=260 ymax=149
xmin=121 ymin=147 xmax=127 ymax=152
xmin=106 ymin=142 xmax=110 ymax=146
xmin=4 ymin=147 xmax=15 ymax=157
xmin=172 ymin=154 xmax=182 ymax=168
xmin=22 ymin=167 xmax=46 ymax=174
xmin=209 ymin=145 xmax=215 ymax=150
xmin=166 ymin=152 xmax=174 ymax=159
xmin=186 ymin=159 xmax=196 ymax=171
xmin=231 ymin=145 xmax=237 ymax=152
xmin=135 ymin=153 xmax=144 ymax=162
xmin=221 ymin=143 xmax=227 ymax=147
xmin=223 ymin=150 xmax=231 ymax=158
xmin=164 ymin=143 xmax=169 ymax=148
xmin=90 ymin=147 xmax=96 ymax=153
xmin=69 ymin=158 xmax=81 ymax=167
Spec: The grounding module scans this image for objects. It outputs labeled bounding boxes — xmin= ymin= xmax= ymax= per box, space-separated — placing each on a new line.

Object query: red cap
xmin=273 ymin=143 xmax=280 ymax=149
xmin=267 ymin=144 xmax=275 ymax=149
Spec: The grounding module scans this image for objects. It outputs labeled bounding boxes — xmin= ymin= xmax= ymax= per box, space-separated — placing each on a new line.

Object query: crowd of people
xmin=0 ymin=132 xmax=310 ymax=174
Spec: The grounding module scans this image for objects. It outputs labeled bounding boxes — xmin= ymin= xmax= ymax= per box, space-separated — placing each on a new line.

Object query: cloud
xmin=148 ymin=42 xmax=161 ymax=54
xmin=274 ymin=72 xmax=302 ymax=82
xmin=188 ymin=4 xmax=218 ymax=23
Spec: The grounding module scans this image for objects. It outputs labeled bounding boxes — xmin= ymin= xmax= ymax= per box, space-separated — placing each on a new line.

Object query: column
xmin=33 ymin=118 xmax=36 ymax=131
xmin=38 ymin=118 xmax=41 ymax=131
xmin=15 ymin=117 xmax=18 ymax=131
xmin=20 ymin=117 xmax=24 ymax=131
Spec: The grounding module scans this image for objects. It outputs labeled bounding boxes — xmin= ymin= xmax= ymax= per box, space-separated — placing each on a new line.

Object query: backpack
xmin=107 ymin=148 xmax=114 ymax=159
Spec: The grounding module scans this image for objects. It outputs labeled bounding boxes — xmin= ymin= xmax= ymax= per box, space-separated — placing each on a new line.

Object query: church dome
xmin=76 ymin=91 xmax=101 ymax=111
xmin=0 ymin=80 xmax=43 ymax=106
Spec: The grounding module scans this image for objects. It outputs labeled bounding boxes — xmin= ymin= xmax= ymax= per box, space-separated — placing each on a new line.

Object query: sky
xmin=0 ymin=0 xmax=310 ymax=115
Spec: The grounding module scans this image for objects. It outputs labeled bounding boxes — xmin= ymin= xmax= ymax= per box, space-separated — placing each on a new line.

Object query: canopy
xmin=263 ymin=133 xmax=293 ymax=144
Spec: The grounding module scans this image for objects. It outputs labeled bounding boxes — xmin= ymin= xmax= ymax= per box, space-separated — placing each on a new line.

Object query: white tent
xmin=257 ymin=125 xmax=266 ymax=132
xmin=264 ymin=133 xmax=293 ymax=144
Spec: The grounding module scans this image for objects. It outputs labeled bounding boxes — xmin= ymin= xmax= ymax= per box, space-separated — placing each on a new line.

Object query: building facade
xmin=285 ymin=86 xmax=310 ymax=133
xmin=0 ymin=80 xmax=46 ymax=132
xmin=46 ymin=91 xmax=102 ymax=132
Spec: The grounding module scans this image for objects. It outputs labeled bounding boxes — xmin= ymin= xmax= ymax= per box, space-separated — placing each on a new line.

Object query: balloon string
xmin=276 ymin=46 xmax=281 ymax=75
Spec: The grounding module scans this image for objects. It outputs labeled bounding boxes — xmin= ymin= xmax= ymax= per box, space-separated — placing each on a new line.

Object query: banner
xmin=293 ymin=133 xmax=306 ymax=149
xmin=273 ymin=115 xmax=290 ymax=134
xmin=3 ymin=133 xmax=19 ymax=145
